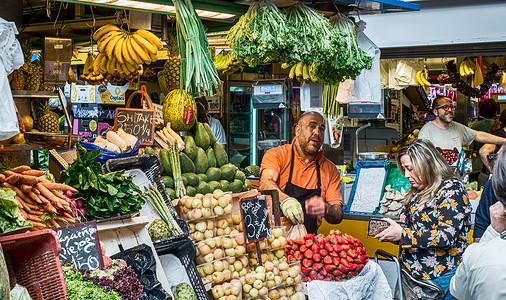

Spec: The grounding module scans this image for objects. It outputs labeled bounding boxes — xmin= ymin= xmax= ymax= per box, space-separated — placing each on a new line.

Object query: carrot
xmin=62 ymin=211 xmax=74 ymax=219
xmin=29 ymin=210 xmax=43 ymax=215
xmin=52 ymin=190 xmax=69 ymax=202
xmin=26 ymin=191 xmax=42 ymax=204
xmin=0 ymin=174 xmax=5 ymax=183
xmin=48 ymin=218 xmax=60 ymax=228
xmin=36 ymin=194 xmax=50 ymax=205
xmin=55 ymin=215 xmax=76 ymax=223
xmin=5 ymin=174 xmax=20 ymax=184
xmin=41 ymin=182 xmax=78 ymax=193
xmin=42 ymin=204 xmax=57 ymax=214
xmin=19 ymin=184 xmax=32 ymax=193
xmin=15 ymin=196 xmax=31 ymax=212
xmin=24 ymin=202 xmax=39 ymax=211
xmin=21 ymin=170 xmax=45 ymax=176
xmin=27 ymin=220 xmax=47 ymax=228
xmin=17 ymin=175 xmax=43 ymax=185
xmin=35 ymin=183 xmax=59 ymax=204
xmin=3 ymin=170 xmax=18 ymax=177
xmin=26 ymin=215 xmax=42 ymax=222
xmin=5 ymin=182 xmax=33 ymax=204
xmin=33 ymin=188 xmax=40 ymax=195
xmin=12 ymin=166 xmax=31 ymax=173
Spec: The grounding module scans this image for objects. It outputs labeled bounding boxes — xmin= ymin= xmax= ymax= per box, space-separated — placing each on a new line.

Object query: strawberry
xmin=323 ymin=277 xmax=331 ymax=281
xmin=313 ymin=253 xmax=321 ymax=263
xmin=288 ymin=240 xmax=294 ymax=246
xmin=337 ymin=237 xmax=346 ymax=244
xmin=302 ymin=258 xmax=313 ymax=268
xmin=349 ymin=263 xmax=357 ymax=270
xmin=301 ymin=266 xmax=311 ymax=275
xmin=330 ymin=229 xmax=342 ymax=236
xmin=311 ymin=244 xmax=320 ymax=254
xmin=354 ymin=242 xmax=362 ymax=249
xmin=294 ymin=251 xmax=303 ymax=261
xmin=329 ymin=251 xmax=338 ymax=257
xmin=323 ymin=256 xmax=333 ymax=265
xmin=305 ymin=239 xmax=314 ymax=248
xmin=342 ymin=244 xmax=350 ymax=251
xmin=313 ymin=263 xmax=324 ymax=271
xmin=348 ymin=270 xmax=357 ymax=278
xmin=316 ymin=274 xmax=325 ymax=281
xmin=325 ymin=243 xmax=333 ymax=253
xmin=333 ymin=269 xmax=343 ymax=276
xmin=341 ymin=258 xmax=349 ymax=268
xmin=309 ymin=270 xmax=318 ymax=280
xmin=325 ymin=264 xmax=337 ymax=272
xmin=304 ymin=233 xmax=314 ymax=240
xmin=333 ymin=257 xmax=340 ymax=265
xmin=345 ymin=235 xmax=355 ymax=244
xmin=332 ymin=244 xmax=343 ymax=253
xmin=337 ymin=265 xmax=348 ymax=273
xmin=320 ymin=268 xmax=328 ymax=276
xmin=299 ymin=245 xmax=307 ymax=253
xmin=304 ymin=250 xmax=314 ymax=259
xmin=357 ymin=246 xmax=366 ymax=255
xmin=353 ymin=258 xmax=362 ymax=264
xmin=319 ymin=249 xmax=328 ymax=257
xmin=294 ymin=238 xmax=304 ymax=245
xmin=328 ymin=234 xmax=338 ymax=245
xmin=339 ymin=251 xmax=347 ymax=259
xmin=305 ymin=277 xmax=312 ymax=282
xmin=287 ymin=255 xmax=295 ymax=262
xmin=348 ymin=249 xmax=358 ymax=258
xmin=347 ymin=256 xmax=353 ymax=262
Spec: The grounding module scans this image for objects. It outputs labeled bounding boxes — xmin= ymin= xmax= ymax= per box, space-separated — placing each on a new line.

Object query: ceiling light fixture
xmin=55 ymin=0 xmax=237 ymax=20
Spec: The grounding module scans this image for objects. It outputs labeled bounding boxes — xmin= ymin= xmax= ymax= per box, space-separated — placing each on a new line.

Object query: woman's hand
xmin=375 ymin=218 xmax=403 ymax=242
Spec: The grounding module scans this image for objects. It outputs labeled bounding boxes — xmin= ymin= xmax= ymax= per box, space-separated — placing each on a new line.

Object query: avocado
xmin=208 ymin=181 xmax=220 ymax=193
xmin=229 ymin=179 xmax=243 ymax=193
xmin=197 ymin=173 xmax=208 ymax=183
xmin=203 ymin=122 xmax=216 ymax=145
xmin=181 ymin=174 xmax=189 ymax=186
xmin=161 ymin=176 xmax=174 ymax=189
xmin=194 ymin=147 xmax=209 ymax=174
xmin=206 ymin=167 xmax=222 ymax=182
xmin=183 ymin=173 xmax=199 ymax=187
xmin=243 ymin=179 xmax=252 ymax=191
xmin=195 ymin=122 xmax=210 ymax=150
xmin=166 ymin=188 xmax=176 ymax=200
xmin=179 ymin=152 xmax=196 ymax=174
xmin=234 ymin=170 xmax=246 ymax=183
xmin=219 ymin=180 xmax=230 ymax=192
xmin=213 ymin=142 xmax=228 ymax=167
xmin=183 ymin=136 xmax=197 ymax=161
xmin=186 ymin=186 xmax=197 ymax=197
xmin=206 ymin=147 xmax=217 ymax=168
xmin=196 ymin=181 xmax=210 ymax=195
xmin=220 ymin=164 xmax=237 ymax=181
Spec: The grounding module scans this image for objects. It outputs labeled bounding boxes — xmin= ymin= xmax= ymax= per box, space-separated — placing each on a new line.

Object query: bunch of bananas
xmin=92 ymin=24 xmax=162 ymax=76
xmin=214 ymin=51 xmax=244 ymax=75
xmin=80 ymin=52 xmax=106 ymax=85
xmin=459 ymin=59 xmax=475 ymax=77
xmin=288 ymin=62 xmax=317 ymax=82
xmin=143 ymin=68 xmax=157 ymax=78
xmin=498 ymin=71 xmax=506 ymax=87
xmin=415 ymin=70 xmax=431 ymax=87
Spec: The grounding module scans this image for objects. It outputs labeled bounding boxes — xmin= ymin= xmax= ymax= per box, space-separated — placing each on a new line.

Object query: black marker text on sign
xmin=240 ymin=195 xmax=271 ymax=243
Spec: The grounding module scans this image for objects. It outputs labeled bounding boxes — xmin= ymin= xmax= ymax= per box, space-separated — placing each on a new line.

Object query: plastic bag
xmin=10 ymin=284 xmax=32 ymax=300
xmin=287 ymin=223 xmax=307 ymax=241
xmin=328 ymin=112 xmax=344 ymax=149
xmin=80 ymin=138 xmax=140 ymax=165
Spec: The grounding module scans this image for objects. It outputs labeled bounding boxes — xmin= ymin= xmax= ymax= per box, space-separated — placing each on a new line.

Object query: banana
xmin=105 ymin=34 xmax=122 ymax=60
xmin=93 ymin=24 xmax=120 ymax=41
xmin=99 ymin=55 xmax=109 ymax=74
xmin=415 ymin=71 xmax=422 ymax=86
xmin=97 ymin=30 xmax=120 ymax=53
xmin=463 ymin=61 xmax=473 ymax=76
xmin=123 ymin=62 xmax=137 ymax=74
xmin=107 ymin=58 xmax=118 ymax=76
xmin=121 ymin=36 xmax=136 ymax=66
xmin=114 ymin=37 xmax=125 ymax=64
xmin=459 ymin=62 xmax=466 ymax=77
xmin=129 ymin=37 xmax=151 ymax=64
xmin=148 ymin=50 xmax=158 ymax=64
xmin=93 ymin=53 xmax=104 ymax=74
xmin=420 ymin=71 xmax=431 ymax=86
xmin=281 ymin=62 xmax=290 ymax=69
xmin=465 ymin=59 xmax=475 ymax=75
xmin=135 ymin=29 xmax=162 ymax=50
xmin=125 ymin=37 xmax=144 ymax=65
xmin=289 ymin=65 xmax=296 ymax=79
xmin=295 ymin=62 xmax=304 ymax=77
xmin=132 ymin=33 xmax=157 ymax=55
xmin=499 ymin=71 xmax=506 ymax=86
xmin=302 ymin=63 xmax=310 ymax=81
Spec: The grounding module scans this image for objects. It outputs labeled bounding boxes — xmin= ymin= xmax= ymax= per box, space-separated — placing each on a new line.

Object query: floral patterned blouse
xmin=399 ymin=177 xmax=472 ymax=280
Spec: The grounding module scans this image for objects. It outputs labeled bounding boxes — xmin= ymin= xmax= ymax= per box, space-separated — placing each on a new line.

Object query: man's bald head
xmin=297 ymin=111 xmax=324 ymax=126
xmin=295 ymin=111 xmax=325 ymax=155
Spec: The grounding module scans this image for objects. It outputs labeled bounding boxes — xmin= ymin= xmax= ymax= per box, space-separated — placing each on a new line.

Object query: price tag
xmin=54 ymin=221 xmax=103 ymax=270
xmin=114 ymin=108 xmax=155 ymax=145
xmin=240 ymin=195 xmax=271 ymax=243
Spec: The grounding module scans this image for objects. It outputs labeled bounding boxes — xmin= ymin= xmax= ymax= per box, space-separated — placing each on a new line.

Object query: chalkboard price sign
xmin=114 ymin=108 xmax=155 ymax=145
xmin=54 ymin=221 xmax=103 ymax=270
xmin=240 ymin=195 xmax=271 ymax=243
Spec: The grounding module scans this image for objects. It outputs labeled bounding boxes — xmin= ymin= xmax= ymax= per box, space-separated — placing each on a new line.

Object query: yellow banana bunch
xmin=288 ymin=62 xmax=317 ymax=82
xmin=93 ymin=24 xmax=162 ymax=69
xmin=459 ymin=59 xmax=475 ymax=77
xmin=415 ymin=70 xmax=431 ymax=87
xmin=474 ymin=63 xmax=484 ymax=87
xmin=214 ymin=51 xmax=243 ymax=75
xmin=498 ymin=71 xmax=506 ymax=87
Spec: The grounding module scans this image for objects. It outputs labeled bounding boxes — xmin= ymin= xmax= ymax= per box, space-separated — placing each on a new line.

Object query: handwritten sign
xmin=54 ymin=221 xmax=103 ymax=270
xmin=114 ymin=108 xmax=155 ymax=145
xmin=240 ymin=195 xmax=271 ymax=243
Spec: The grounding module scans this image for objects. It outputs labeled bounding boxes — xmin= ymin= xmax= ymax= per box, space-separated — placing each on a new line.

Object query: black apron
xmin=283 ymin=146 xmax=322 ymax=234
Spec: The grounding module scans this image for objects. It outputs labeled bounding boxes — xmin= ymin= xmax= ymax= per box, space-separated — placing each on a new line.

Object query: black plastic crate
xmin=155 ymin=238 xmax=208 ymax=300
xmin=103 ymin=154 xmax=190 ymax=243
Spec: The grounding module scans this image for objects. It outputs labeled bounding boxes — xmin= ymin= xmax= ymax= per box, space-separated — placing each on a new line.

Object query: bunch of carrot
xmin=0 ymin=165 xmax=77 ymax=230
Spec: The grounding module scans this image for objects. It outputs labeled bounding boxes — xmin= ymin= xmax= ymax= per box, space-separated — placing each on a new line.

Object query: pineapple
xmin=25 ymin=60 xmax=42 ymax=91
xmin=164 ymin=30 xmax=181 ymax=92
xmin=9 ymin=69 xmax=25 ymax=90
xmin=35 ymin=99 xmax=59 ymax=133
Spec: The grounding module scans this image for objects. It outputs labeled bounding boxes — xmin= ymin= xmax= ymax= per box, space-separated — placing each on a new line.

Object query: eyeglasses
xmin=435 ymin=105 xmax=455 ymax=111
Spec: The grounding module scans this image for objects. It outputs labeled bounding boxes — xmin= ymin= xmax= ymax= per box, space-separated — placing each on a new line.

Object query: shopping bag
xmin=287 ymin=224 xmax=307 ymax=241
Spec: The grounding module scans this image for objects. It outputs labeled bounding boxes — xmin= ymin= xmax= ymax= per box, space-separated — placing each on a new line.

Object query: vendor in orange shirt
xmin=259 ymin=111 xmax=343 ymax=234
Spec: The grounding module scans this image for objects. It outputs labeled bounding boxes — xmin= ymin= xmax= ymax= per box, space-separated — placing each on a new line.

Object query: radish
xmin=75 ymin=200 xmax=83 ymax=209
xmin=65 ymin=190 xmax=74 ymax=198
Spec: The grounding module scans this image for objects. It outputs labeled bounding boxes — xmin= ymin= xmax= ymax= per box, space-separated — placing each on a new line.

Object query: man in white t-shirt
xmin=418 ymin=96 xmax=506 ymax=149
xmin=195 ymin=97 xmax=226 ymax=146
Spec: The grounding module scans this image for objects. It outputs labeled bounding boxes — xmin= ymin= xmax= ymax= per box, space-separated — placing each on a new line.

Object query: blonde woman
xmin=375 ymin=139 xmax=472 ymax=300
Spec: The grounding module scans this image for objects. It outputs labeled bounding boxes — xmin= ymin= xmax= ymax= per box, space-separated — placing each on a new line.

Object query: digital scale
xmin=252 ymin=79 xmax=287 ymax=109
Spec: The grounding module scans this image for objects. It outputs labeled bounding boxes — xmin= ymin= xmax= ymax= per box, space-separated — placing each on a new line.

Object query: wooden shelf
xmin=12 ymin=90 xmax=58 ymax=99
xmin=0 ymin=144 xmax=42 ymax=152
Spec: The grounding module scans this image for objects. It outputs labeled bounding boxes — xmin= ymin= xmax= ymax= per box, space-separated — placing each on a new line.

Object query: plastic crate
xmin=155 ymin=238 xmax=208 ymax=300
xmin=0 ymin=229 xmax=66 ymax=300
xmin=103 ymin=154 xmax=190 ymax=243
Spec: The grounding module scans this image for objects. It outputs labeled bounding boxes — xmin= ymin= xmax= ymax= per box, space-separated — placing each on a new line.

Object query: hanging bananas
xmin=288 ymin=62 xmax=318 ymax=82
xmin=459 ymin=59 xmax=476 ymax=77
xmin=214 ymin=51 xmax=244 ymax=75
xmin=415 ymin=70 xmax=431 ymax=87
xmin=90 ymin=24 xmax=162 ymax=82
xmin=498 ymin=71 xmax=506 ymax=87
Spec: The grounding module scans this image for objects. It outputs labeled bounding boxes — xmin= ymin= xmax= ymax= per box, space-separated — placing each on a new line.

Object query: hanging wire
xmin=53 ymin=2 xmax=66 ymax=33
xmin=85 ymin=5 xmax=96 ymax=29
xmin=46 ymin=0 xmax=51 ymax=18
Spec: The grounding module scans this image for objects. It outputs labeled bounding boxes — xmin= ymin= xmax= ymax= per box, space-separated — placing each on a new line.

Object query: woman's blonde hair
xmin=397 ymin=139 xmax=455 ymax=204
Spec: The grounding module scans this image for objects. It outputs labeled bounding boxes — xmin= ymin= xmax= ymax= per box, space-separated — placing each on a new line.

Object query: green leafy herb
xmin=0 ymin=188 xmax=31 ymax=232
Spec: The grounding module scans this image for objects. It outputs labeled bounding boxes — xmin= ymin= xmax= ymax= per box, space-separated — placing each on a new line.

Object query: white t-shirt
xmin=209 ymin=117 xmax=226 ymax=145
xmin=418 ymin=121 xmax=477 ymax=149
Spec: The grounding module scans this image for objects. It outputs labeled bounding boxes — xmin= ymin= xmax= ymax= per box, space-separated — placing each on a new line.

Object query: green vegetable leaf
xmin=107 ymin=184 xmax=118 ymax=196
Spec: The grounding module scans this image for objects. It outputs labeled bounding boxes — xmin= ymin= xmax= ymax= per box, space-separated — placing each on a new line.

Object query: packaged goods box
xmin=66 ymin=82 xmax=129 ymax=105
xmin=72 ymin=103 xmax=116 ymax=119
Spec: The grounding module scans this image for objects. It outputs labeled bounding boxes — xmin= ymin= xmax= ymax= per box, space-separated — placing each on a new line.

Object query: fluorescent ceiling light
xmin=68 ymin=0 xmax=236 ymax=19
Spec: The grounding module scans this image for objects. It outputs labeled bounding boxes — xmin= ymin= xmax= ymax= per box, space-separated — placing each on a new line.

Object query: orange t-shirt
xmin=260 ymin=142 xmax=343 ymax=206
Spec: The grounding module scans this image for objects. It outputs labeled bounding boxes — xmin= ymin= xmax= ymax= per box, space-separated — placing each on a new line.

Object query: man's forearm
xmin=325 ymin=203 xmax=343 ymax=224
xmin=259 ymin=178 xmax=291 ymax=202
xmin=475 ymin=131 xmax=506 ymax=145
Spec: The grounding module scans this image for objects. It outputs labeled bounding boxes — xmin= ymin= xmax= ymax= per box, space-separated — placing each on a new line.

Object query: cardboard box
xmin=70 ymin=84 xmax=96 ymax=104
xmin=96 ymin=82 xmax=129 ymax=105
xmin=72 ymin=103 xmax=115 ymax=120
xmin=73 ymin=118 xmax=99 ymax=138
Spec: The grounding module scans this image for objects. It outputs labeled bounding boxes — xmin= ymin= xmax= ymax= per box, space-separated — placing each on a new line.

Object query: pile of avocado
xmin=159 ymin=122 xmax=252 ymax=199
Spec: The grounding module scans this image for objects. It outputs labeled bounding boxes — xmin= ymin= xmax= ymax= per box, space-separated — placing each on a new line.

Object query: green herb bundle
xmin=227 ymin=0 xmax=291 ymax=67
xmin=59 ymin=144 xmax=145 ymax=219
xmin=283 ymin=3 xmax=339 ymax=65
xmin=313 ymin=14 xmax=372 ymax=85
xmin=173 ymin=0 xmax=219 ymax=96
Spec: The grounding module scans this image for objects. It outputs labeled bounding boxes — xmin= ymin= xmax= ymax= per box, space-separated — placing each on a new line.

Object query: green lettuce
xmin=0 ymin=188 xmax=31 ymax=233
